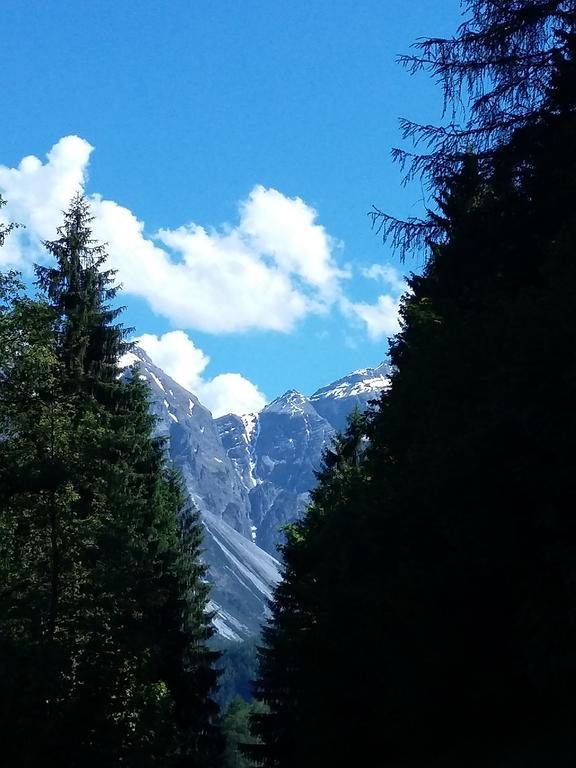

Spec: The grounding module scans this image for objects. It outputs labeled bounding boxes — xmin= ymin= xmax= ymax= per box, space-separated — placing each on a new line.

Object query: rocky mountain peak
xmin=264 ymin=389 xmax=315 ymax=417
xmin=309 ymin=361 xmax=391 ymax=432
xmin=123 ymin=347 xmax=391 ymax=640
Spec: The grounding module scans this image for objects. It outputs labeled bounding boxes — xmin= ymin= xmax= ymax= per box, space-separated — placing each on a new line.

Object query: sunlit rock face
xmin=216 ymin=390 xmax=334 ymax=555
xmin=216 ymin=365 xmax=391 ymax=556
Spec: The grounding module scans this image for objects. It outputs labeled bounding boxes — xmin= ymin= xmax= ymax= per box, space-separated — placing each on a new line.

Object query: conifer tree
xmin=0 ymin=196 xmax=221 ymax=766
xmin=373 ymin=0 xmax=576 ymax=254
xmin=0 ymin=270 xmax=65 ymax=765
xmin=252 ymin=414 xmax=370 ymax=768
xmin=35 ymin=193 xmax=130 ymax=390
xmin=255 ymin=3 xmax=576 ymax=766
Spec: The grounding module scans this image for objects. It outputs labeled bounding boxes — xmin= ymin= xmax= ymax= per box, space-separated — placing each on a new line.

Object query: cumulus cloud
xmin=0 ymin=136 xmax=407 ymax=345
xmin=344 ymin=263 xmax=408 ymax=341
xmin=135 ymin=331 xmax=210 ymax=391
xmin=195 ymin=373 xmax=267 ymax=419
xmin=361 ymin=263 xmax=407 ymax=294
xmin=239 ymin=185 xmax=347 ymax=302
xmin=136 ymin=331 xmax=266 ymax=417
xmin=149 ymin=217 xmax=310 ymax=332
xmin=0 ymin=137 xmax=345 ymax=333
xmin=343 ymin=294 xmax=402 ymax=341
xmin=0 ymin=136 xmax=93 ymax=268
xmin=0 ymin=136 xmax=92 ymax=239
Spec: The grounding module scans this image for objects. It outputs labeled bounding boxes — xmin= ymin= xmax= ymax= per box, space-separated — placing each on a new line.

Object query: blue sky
xmin=1 ymin=0 xmax=462 ymax=415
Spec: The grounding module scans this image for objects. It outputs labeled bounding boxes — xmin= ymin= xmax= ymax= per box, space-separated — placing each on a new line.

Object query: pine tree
xmin=372 ymin=0 xmax=576 ymax=255
xmin=221 ymin=696 xmax=266 ymax=768
xmin=0 ymin=196 xmax=221 ymax=765
xmin=252 ymin=414 xmax=370 ymax=768
xmin=255 ymin=3 xmax=576 ymax=766
xmin=0 ymin=270 xmax=66 ymax=764
xmin=35 ymin=192 xmax=130 ymax=390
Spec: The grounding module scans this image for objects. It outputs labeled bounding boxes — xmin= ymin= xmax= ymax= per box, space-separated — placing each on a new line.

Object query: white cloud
xmin=136 ymin=331 xmax=266 ymax=417
xmin=239 ymin=185 xmax=346 ymax=302
xmin=196 ymin=373 xmax=267 ymax=419
xmin=346 ymin=264 xmax=408 ymax=341
xmin=0 ymin=136 xmax=405 ymax=345
xmin=0 ymin=137 xmax=346 ymax=333
xmin=343 ymin=294 xmax=402 ymax=341
xmin=149 ymin=218 xmax=310 ymax=333
xmin=361 ymin=263 xmax=407 ymax=293
xmin=0 ymin=136 xmax=92 ymax=268
xmin=136 ymin=331 xmax=210 ymax=391
xmin=0 ymin=223 xmax=25 ymax=269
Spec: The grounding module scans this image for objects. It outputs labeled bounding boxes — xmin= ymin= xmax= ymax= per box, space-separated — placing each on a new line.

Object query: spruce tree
xmin=0 ymin=196 xmax=221 ymax=766
xmin=255 ymin=3 xmax=576 ymax=766
xmin=35 ymin=192 xmax=130 ymax=390
xmin=373 ymin=0 xmax=576 ymax=255
xmin=252 ymin=414 xmax=370 ymax=768
xmin=0 ymin=270 xmax=65 ymax=765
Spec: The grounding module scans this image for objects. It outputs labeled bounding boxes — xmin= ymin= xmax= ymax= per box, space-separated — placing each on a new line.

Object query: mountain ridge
xmin=121 ymin=348 xmax=390 ymax=639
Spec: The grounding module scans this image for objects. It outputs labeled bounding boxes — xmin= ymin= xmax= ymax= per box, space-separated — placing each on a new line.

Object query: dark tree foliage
xmin=221 ymin=696 xmax=266 ymax=768
xmin=371 ymin=0 xmax=576 ymax=257
xmin=0 ymin=196 xmax=221 ymax=766
xmin=214 ymin=638 xmax=260 ymax=709
xmin=0 ymin=195 xmax=17 ymax=246
xmin=252 ymin=414 xmax=370 ymax=768
xmin=255 ymin=4 xmax=576 ymax=767
xmin=35 ymin=193 xmax=131 ymax=390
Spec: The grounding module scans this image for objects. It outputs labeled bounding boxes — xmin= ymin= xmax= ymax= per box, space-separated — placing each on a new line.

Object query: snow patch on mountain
xmin=118 ymin=351 xmax=140 ymax=368
xmin=241 ymin=412 xmax=258 ymax=441
xmin=309 ymin=362 xmax=390 ymax=432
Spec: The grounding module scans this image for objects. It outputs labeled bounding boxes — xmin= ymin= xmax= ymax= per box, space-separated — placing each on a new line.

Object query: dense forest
xmin=2 ymin=1 xmax=576 ymax=766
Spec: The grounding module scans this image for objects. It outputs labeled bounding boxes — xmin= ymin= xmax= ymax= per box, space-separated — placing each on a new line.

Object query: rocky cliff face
xmin=121 ymin=349 xmax=275 ymax=640
xmin=215 ymin=366 xmax=391 ymax=556
xmin=122 ymin=349 xmax=390 ymax=639
xmin=216 ymin=390 xmax=335 ymax=555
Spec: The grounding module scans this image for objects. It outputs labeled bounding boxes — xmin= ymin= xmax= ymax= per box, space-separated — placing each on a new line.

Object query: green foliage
xmin=213 ymin=638 xmax=260 ymax=710
xmin=221 ymin=696 xmax=267 ymax=768
xmin=0 ymin=197 xmax=221 ymax=766
xmin=35 ymin=192 xmax=130 ymax=389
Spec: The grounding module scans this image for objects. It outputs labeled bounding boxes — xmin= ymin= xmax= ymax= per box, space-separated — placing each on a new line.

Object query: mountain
xmin=216 ymin=390 xmax=334 ymax=555
xmin=309 ymin=362 xmax=390 ymax=433
xmin=122 ymin=350 xmax=389 ymax=639
xmin=121 ymin=349 xmax=279 ymax=640
xmin=215 ymin=365 xmax=391 ymax=556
